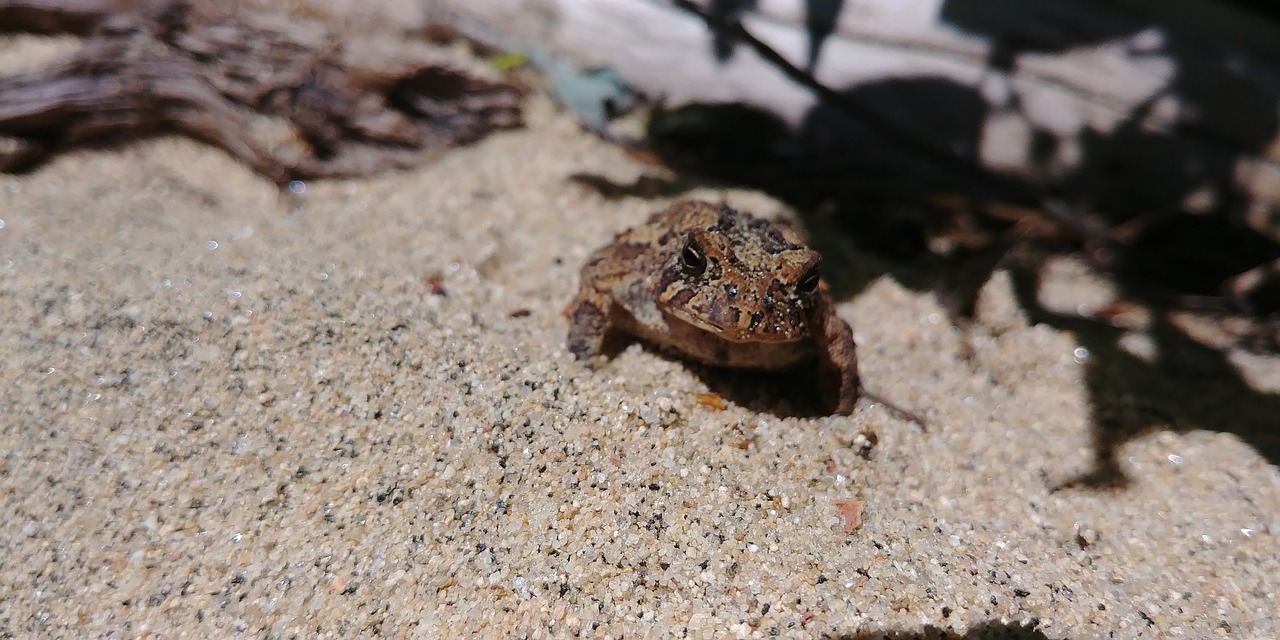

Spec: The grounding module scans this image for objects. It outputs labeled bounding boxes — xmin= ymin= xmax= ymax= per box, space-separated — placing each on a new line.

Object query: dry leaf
xmin=833 ymin=499 xmax=864 ymax=534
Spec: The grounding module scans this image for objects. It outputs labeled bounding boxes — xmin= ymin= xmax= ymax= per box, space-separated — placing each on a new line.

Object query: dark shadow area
xmin=1005 ymin=257 xmax=1280 ymax=489
xmin=593 ymin=327 xmax=847 ymax=419
xmin=690 ymin=363 xmax=841 ymax=418
xmin=1220 ymin=0 xmax=1280 ymax=22
xmin=578 ymin=0 xmax=1280 ymax=484
xmin=838 ymin=619 xmax=1061 ymax=640
xmin=707 ymin=0 xmax=759 ymax=61
xmin=568 ymin=173 xmax=700 ymax=201
xmin=803 ymin=0 xmax=845 ymax=69
xmin=942 ymin=0 xmax=1145 ymax=70
xmin=708 ymin=0 xmax=844 ymax=69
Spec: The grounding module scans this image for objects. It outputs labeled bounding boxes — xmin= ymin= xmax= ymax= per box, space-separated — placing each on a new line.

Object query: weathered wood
xmin=0 ymin=0 xmax=134 ymax=35
xmin=0 ymin=0 xmax=524 ymax=184
xmin=425 ymin=0 xmax=1280 ymax=244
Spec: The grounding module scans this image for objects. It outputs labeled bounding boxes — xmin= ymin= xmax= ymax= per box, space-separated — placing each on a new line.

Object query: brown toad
xmin=566 ymin=200 xmax=859 ymax=415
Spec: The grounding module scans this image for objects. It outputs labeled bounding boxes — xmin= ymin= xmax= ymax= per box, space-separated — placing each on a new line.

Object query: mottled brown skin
xmin=566 ymin=200 xmax=860 ymax=415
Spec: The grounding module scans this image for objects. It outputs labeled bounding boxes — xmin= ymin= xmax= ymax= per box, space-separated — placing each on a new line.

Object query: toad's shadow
xmin=690 ymin=363 xmax=844 ymax=419
xmin=837 ymin=620 xmax=1059 ymax=640
xmin=597 ymin=331 xmax=854 ymax=419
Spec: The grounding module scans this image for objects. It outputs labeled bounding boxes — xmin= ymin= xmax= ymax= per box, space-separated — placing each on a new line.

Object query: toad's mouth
xmin=665 ymin=308 xmax=805 ymax=344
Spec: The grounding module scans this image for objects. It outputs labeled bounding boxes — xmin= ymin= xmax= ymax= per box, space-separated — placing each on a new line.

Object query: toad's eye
xmin=797 ymin=268 xmax=820 ymax=297
xmin=680 ymin=236 xmax=707 ymax=277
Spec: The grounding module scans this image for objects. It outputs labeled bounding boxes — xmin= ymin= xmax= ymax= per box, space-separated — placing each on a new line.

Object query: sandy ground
xmin=2 ymin=30 xmax=1279 ymax=640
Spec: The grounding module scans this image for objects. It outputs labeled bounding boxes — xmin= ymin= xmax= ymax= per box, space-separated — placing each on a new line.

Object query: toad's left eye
xmin=796 ymin=268 xmax=820 ymax=297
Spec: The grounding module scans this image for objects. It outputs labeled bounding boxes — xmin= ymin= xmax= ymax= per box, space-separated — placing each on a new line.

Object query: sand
xmin=1 ymin=30 xmax=1278 ymax=640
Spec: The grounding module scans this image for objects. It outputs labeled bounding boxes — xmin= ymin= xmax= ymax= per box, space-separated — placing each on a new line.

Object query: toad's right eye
xmin=680 ymin=236 xmax=707 ymax=277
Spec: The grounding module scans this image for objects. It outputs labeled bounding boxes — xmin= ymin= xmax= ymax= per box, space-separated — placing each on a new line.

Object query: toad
xmin=566 ymin=200 xmax=860 ymax=415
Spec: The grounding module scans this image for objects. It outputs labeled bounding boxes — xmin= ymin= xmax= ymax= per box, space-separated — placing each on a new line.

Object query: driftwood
xmin=0 ymin=0 xmax=524 ymax=184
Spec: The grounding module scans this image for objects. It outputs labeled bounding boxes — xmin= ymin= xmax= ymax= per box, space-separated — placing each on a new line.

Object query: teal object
xmin=528 ymin=47 xmax=636 ymax=129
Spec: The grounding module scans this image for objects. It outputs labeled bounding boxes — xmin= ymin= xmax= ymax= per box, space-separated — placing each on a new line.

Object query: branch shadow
xmin=1005 ymin=261 xmax=1280 ymax=489
xmin=572 ymin=0 xmax=1280 ymax=482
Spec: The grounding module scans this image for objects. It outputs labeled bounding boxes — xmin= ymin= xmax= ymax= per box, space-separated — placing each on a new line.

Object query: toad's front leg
xmin=811 ymin=295 xmax=860 ymax=416
xmin=566 ymin=284 xmax=611 ymax=365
